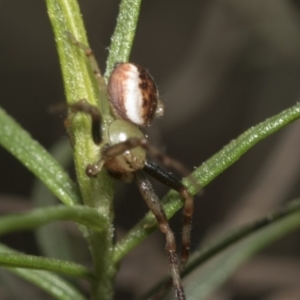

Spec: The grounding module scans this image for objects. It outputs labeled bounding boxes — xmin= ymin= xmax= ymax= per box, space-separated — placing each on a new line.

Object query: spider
xmin=67 ymin=33 xmax=194 ymax=300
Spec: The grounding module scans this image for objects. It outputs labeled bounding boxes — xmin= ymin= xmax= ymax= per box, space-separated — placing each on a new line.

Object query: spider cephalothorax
xmin=68 ymin=34 xmax=194 ymax=300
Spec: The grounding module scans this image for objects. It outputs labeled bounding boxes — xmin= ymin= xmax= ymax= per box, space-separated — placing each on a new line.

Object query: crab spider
xmin=67 ymin=33 xmax=194 ymax=300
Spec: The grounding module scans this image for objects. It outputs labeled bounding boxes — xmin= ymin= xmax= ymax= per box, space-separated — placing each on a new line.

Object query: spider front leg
xmin=134 ymin=171 xmax=186 ymax=300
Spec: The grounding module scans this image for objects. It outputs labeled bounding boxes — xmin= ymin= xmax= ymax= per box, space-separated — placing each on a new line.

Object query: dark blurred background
xmin=1 ymin=0 xmax=300 ymax=299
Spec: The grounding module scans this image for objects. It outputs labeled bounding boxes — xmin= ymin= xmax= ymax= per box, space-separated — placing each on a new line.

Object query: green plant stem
xmin=46 ymin=0 xmax=115 ymax=298
xmin=0 ymin=205 xmax=105 ymax=235
xmin=0 ymin=107 xmax=80 ymax=206
xmin=46 ymin=0 xmax=143 ymax=298
xmin=104 ymin=0 xmax=142 ymax=80
xmin=114 ymin=102 xmax=300 ymax=263
xmin=0 ymin=244 xmax=86 ymax=300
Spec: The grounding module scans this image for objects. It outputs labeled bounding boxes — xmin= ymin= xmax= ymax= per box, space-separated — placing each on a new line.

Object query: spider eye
xmin=108 ymin=62 xmax=163 ymax=126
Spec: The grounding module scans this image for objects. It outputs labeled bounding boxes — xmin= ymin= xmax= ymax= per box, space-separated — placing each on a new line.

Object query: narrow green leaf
xmin=0 ymin=253 xmax=94 ymax=281
xmin=0 ymin=244 xmax=86 ymax=300
xmin=140 ymin=199 xmax=300 ymax=299
xmin=33 ymin=139 xmax=75 ymax=260
xmin=104 ymin=0 xmax=142 ymax=79
xmin=0 ymin=205 xmax=105 ymax=235
xmin=183 ymin=209 xmax=300 ymax=300
xmin=0 ymin=270 xmax=37 ymax=300
xmin=0 ymin=107 xmax=80 ymax=206
xmin=6 ymin=269 xmax=86 ymax=300
xmin=114 ymin=102 xmax=300 ymax=263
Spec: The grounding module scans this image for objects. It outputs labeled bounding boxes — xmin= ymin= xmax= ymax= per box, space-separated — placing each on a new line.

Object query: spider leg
xmin=134 ymin=171 xmax=186 ymax=300
xmin=143 ymin=142 xmax=190 ymax=178
xmin=69 ymin=99 xmax=102 ymax=145
xmin=143 ymin=161 xmax=193 ymax=271
xmin=48 ymin=99 xmax=102 ymax=145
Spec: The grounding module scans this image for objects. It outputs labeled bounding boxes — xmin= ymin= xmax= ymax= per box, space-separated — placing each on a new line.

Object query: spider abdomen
xmin=108 ymin=62 xmax=164 ymax=127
